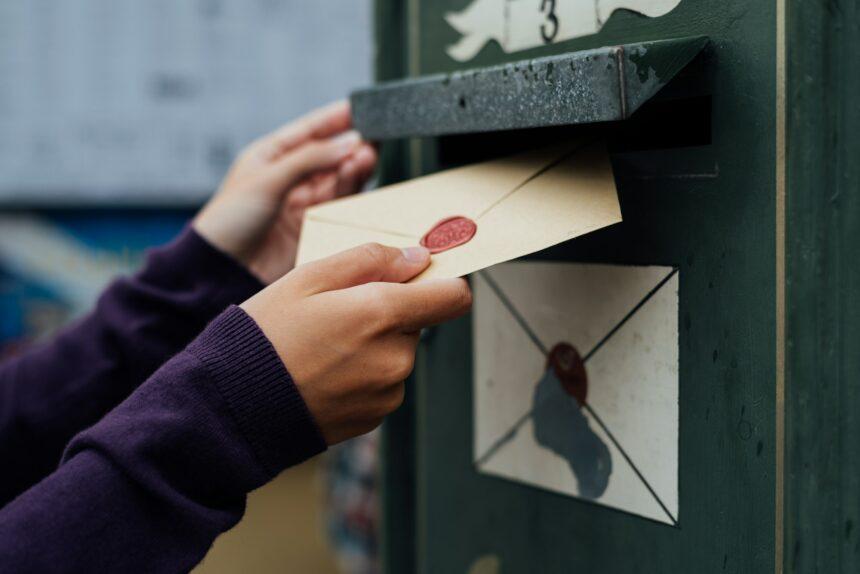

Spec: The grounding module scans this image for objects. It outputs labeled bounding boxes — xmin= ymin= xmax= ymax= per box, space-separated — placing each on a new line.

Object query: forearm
xmin=0 ymin=307 xmax=325 ymax=572
xmin=0 ymin=228 xmax=262 ymax=504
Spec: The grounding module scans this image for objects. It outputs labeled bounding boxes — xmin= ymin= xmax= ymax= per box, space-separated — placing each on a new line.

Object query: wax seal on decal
xmin=419 ymin=216 xmax=477 ymax=254
xmin=547 ymin=342 xmax=588 ymax=406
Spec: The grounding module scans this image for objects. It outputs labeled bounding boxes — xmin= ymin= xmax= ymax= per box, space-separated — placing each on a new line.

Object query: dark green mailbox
xmin=353 ymin=1 xmax=859 ymax=573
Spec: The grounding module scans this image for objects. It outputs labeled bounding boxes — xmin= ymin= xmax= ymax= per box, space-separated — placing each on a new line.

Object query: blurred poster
xmin=0 ymin=212 xmax=186 ymax=355
xmin=0 ymin=0 xmax=372 ymax=205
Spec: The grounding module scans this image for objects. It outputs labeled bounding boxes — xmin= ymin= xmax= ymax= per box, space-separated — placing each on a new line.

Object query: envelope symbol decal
xmin=473 ymin=261 xmax=680 ymax=525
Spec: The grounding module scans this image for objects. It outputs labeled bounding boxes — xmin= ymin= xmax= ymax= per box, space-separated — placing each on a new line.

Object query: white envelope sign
xmin=473 ymin=261 xmax=680 ymax=524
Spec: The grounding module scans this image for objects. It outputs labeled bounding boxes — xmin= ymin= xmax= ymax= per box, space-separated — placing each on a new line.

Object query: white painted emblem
xmin=445 ymin=0 xmax=683 ymax=61
xmin=473 ymin=261 xmax=680 ymax=525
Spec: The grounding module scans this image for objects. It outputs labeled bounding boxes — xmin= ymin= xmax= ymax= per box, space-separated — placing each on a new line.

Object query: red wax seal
xmin=547 ymin=342 xmax=588 ymax=406
xmin=419 ymin=216 xmax=477 ymax=254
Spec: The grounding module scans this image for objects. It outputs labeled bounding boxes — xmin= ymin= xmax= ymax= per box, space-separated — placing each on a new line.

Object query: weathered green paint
xmin=367 ymin=0 xmax=860 ymax=572
xmin=373 ymin=0 xmax=410 ymax=186
xmin=351 ymin=37 xmax=708 ymax=139
xmin=373 ymin=4 xmax=417 ymax=574
xmin=785 ymin=0 xmax=860 ymax=570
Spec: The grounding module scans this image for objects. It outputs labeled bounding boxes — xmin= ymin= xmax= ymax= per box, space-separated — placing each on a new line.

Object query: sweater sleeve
xmin=0 ymin=227 xmax=263 ymax=505
xmin=0 ymin=306 xmax=327 ymax=573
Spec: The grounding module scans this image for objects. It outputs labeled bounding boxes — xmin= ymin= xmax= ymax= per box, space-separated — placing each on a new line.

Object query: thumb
xmin=294 ymin=243 xmax=431 ymax=294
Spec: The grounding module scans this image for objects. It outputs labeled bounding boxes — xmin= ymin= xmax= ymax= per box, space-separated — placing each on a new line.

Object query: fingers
xmin=265 ymin=100 xmax=352 ymax=156
xmin=264 ymin=131 xmax=362 ymax=192
xmin=284 ymin=180 xmax=317 ymax=211
xmin=294 ymin=243 xmax=432 ymax=294
xmin=375 ymin=332 xmax=420 ymax=386
xmin=337 ymin=144 xmax=378 ymax=197
xmin=301 ymin=143 xmax=377 ymax=202
xmin=333 ymin=157 xmax=360 ymax=199
xmin=286 ymin=141 xmax=376 ymax=210
xmin=377 ymin=278 xmax=473 ymax=333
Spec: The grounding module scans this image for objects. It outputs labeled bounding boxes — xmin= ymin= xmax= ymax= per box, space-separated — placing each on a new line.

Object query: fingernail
xmin=401 ymin=246 xmax=430 ymax=263
xmin=333 ymin=130 xmax=361 ymax=156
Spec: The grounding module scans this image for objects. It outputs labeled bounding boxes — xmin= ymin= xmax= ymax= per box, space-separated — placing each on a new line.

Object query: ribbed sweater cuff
xmin=188 ymin=306 xmax=327 ymax=476
xmin=143 ymin=226 xmax=264 ymax=314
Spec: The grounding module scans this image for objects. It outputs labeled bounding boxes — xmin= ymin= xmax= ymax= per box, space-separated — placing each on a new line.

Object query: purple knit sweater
xmin=0 ymin=228 xmax=327 ymax=572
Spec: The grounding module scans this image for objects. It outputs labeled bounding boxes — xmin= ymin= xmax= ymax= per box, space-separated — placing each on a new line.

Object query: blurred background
xmin=0 ymin=1 xmax=377 ymax=572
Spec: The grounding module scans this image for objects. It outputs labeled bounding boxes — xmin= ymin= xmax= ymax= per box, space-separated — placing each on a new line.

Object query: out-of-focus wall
xmin=0 ymin=0 xmax=373 ymax=205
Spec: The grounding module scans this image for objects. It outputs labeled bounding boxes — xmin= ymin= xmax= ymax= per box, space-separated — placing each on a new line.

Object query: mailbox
xmin=353 ymin=1 xmax=858 ymax=573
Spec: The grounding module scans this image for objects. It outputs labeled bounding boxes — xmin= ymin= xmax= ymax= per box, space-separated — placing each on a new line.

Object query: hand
xmin=193 ymin=101 xmax=377 ymax=284
xmin=242 ymin=243 xmax=473 ymax=445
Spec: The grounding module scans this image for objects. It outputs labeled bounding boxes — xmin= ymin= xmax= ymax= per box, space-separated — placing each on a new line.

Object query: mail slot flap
xmin=351 ymin=36 xmax=708 ymax=141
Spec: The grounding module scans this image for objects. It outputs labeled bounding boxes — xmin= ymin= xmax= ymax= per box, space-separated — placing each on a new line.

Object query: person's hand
xmin=193 ymin=101 xmax=377 ymax=284
xmin=242 ymin=243 xmax=472 ymax=445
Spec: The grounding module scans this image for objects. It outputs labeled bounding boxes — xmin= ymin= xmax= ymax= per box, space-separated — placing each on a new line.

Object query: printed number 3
xmin=540 ymin=0 xmax=559 ymax=43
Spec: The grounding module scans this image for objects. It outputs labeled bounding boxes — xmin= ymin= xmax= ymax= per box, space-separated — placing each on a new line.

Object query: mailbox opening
xmin=433 ymin=94 xmax=712 ymax=172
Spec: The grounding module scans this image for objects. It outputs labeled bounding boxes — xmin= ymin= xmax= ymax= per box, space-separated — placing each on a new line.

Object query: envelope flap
xmin=484 ymin=262 xmax=673 ymax=354
xmin=305 ymin=144 xmax=573 ymax=238
xmin=413 ymin=142 xmax=621 ymax=280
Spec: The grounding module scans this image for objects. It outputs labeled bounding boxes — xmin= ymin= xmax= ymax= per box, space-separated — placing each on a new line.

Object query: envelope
xmin=296 ymin=140 xmax=622 ymax=281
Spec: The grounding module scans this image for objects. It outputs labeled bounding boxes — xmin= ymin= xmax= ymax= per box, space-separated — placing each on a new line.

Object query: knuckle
xmin=361 ymin=285 xmax=392 ymax=325
xmin=362 ymin=284 xmax=399 ymax=330
xmin=377 ymin=348 xmax=414 ymax=384
xmin=278 ymin=143 xmax=314 ymax=173
xmin=358 ymin=242 xmax=389 ymax=268
xmin=304 ymin=139 xmax=327 ymax=157
xmin=388 ymin=384 xmax=407 ymax=412
xmin=455 ymin=280 xmax=474 ymax=312
xmin=390 ymin=351 xmax=416 ymax=381
xmin=291 ymin=123 xmax=313 ymax=143
xmin=301 ymin=139 xmax=333 ymax=164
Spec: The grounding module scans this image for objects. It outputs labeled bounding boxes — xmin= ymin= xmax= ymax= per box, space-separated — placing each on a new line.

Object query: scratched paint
xmin=473 ymin=261 xmax=680 ymax=524
xmin=445 ymin=0 xmax=684 ymax=61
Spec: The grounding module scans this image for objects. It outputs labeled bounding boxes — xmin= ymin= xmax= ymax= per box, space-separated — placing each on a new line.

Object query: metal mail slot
xmin=351 ymin=36 xmax=708 ymax=140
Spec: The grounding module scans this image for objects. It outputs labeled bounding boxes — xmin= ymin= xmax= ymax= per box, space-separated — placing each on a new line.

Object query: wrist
xmin=141 ymin=226 xmax=263 ymax=313
xmin=191 ymin=202 xmax=245 ymax=263
xmin=188 ymin=306 xmax=327 ymax=475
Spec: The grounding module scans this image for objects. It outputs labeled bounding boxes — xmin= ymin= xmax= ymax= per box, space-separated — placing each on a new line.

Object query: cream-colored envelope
xmin=296 ymin=141 xmax=622 ymax=281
